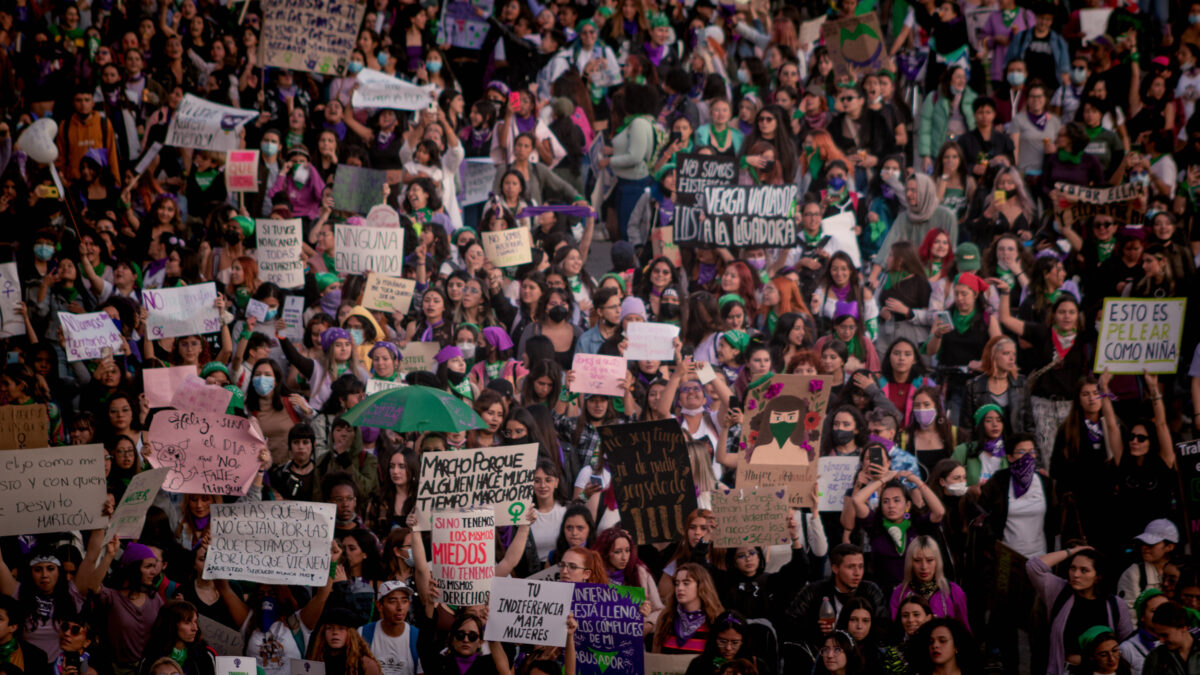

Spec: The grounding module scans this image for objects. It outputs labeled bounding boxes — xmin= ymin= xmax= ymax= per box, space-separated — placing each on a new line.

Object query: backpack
xmin=360 ymin=621 xmax=420 ymax=665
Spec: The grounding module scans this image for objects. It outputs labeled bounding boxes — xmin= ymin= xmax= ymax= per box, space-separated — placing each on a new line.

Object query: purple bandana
xmin=1010 ymin=452 xmax=1036 ymax=498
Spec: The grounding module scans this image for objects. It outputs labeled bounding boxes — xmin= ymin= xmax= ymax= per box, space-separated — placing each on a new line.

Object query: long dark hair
xmin=881 ymin=338 xmax=928 ymax=384
xmin=553 ymin=503 xmax=596 ymax=562
xmin=142 ymin=600 xmax=209 ymax=671
xmin=244 ymin=358 xmax=288 ymax=412
xmin=17 ymin=547 xmax=77 ymax=632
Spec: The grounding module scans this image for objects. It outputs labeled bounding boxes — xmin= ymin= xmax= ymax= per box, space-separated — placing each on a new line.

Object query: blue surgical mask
xmin=347 ymin=61 xmax=364 ymax=74
xmin=951 ymin=85 xmax=965 ymax=95
xmin=252 ymin=375 xmax=275 ymax=396
xmin=1131 ymin=171 xmax=1150 ymax=186
xmin=261 ymin=141 xmax=279 ymax=156
xmin=377 ymin=50 xmax=389 ymax=67
xmin=1007 ymin=71 xmax=1026 ymax=86
xmin=349 ymin=328 xmax=364 ymax=345
xmin=33 ymin=244 xmax=54 ymax=261
xmin=426 ymin=60 xmax=442 ymax=73
xmin=829 ymin=175 xmax=847 ymax=191
xmin=1191 ymin=13 xmax=1200 ymax=24
xmin=737 ymin=69 xmax=749 ymax=83
xmin=263 ymin=308 xmax=278 ymax=321
xmin=1071 ymin=67 xmax=1087 ymax=84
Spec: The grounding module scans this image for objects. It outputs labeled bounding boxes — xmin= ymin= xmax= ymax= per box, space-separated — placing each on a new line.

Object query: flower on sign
xmin=765 ymin=383 xmax=784 ymax=399
xmin=747 ymin=398 xmax=757 ymax=411
xmin=804 ymin=411 xmax=821 ymax=431
xmin=809 ymin=379 xmax=824 ymax=393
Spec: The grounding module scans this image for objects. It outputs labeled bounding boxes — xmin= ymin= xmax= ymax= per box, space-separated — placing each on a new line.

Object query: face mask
xmin=871 ymin=95 xmax=883 ymax=104
xmin=320 ymin=289 xmax=343 ymax=316
xmin=376 ymin=50 xmax=389 ymax=67
xmin=913 ymin=409 xmax=937 ymax=427
xmin=1191 ymin=13 xmax=1200 ymax=23
xmin=945 ymin=482 xmax=968 ymax=497
xmin=447 ymin=368 xmax=466 ymax=384
xmin=260 ymin=598 xmax=278 ymax=633
xmin=830 ymin=429 xmax=855 ymax=447
xmin=261 ymin=141 xmax=279 ymax=157
xmin=1071 ymin=67 xmax=1087 ymax=84
xmin=292 ymin=163 xmax=311 ymax=186
xmin=349 ymin=328 xmax=364 ymax=345
xmin=403 ymin=551 xmax=414 ymax=567
xmin=548 ymin=305 xmax=569 ymax=323
xmin=252 ymin=375 xmax=275 ymax=396
xmin=347 ymin=61 xmax=364 ymax=74
xmin=1007 ymin=71 xmax=1026 ymax=86
xmin=747 ymin=257 xmax=766 ymax=270
xmin=263 ymin=308 xmax=278 ymax=321
xmin=457 ymin=342 xmax=477 ymax=360
xmin=658 ymin=303 xmax=680 ymax=320
xmin=951 ymin=85 xmax=964 ymax=95
xmin=828 ymin=175 xmax=846 ymax=191
xmin=1131 ymin=171 xmax=1149 ymax=186
xmin=881 ymin=169 xmax=899 ymax=182
xmin=426 ymin=60 xmax=442 ymax=73
xmin=33 ymin=244 xmax=54 ymax=261
xmin=737 ymin=69 xmax=749 ymax=83
xmin=223 ymin=230 xmax=241 ymax=245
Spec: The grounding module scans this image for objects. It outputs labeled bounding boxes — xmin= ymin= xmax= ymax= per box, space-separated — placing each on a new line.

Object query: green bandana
xmin=927 ymin=260 xmax=942 ymax=278
xmin=194 ymin=169 xmax=218 ymax=191
xmin=770 ymin=421 xmax=793 ymax=447
xmin=883 ymin=516 xmax=912 ymax=554
xmin=882 ymin=270 xmax=907 ymax=291
xmin=1001 ymin=8 xmax=1019 ymax=27
xmin=765 ymin=310 xmax=778 ymax=336
xmin=568 ymin=275 xmax=582 ymax=294
xmin=1057 ymin=149 xmax=1085 ymax=165
xmin=845 ymin=333 xmax=862 ymax=359
xmin=0 ymin=639 xmax=16 ymax=660
xmin=1096 ymin=238 xmax=1115 ymax=264
xmin=807 ymin=153 xmax=823 ymax=179
xmin=450 ymin=376 xmax=474 ymax=401
xmin=170 ymin=647 xmax=188 ymax=665
xmin=323 ymin=252 xmax=337 ymax=276
xmin=234 ymin=286 xmax=251 ymax=308
xmin=951 ymin=307 xmax=976 ymax=334
xmin=615 ymin=113 xmax=651 ymax=136
xmin=710 ymin=126 xmax=729 ymax=148
xmin=1085 ymin=125 xmax=1105 ymax=140
xmin=802 ymin=229 xmax=823 ymax=246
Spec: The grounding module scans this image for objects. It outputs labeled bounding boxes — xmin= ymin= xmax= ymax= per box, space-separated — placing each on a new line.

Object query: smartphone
xmin=935 ymin=310 xmax=952 ymax=326
xmin=589 ymin=475 xmax=603 ymax=488
xmin=668 ymin=130 xmax=682 ymax=145
xmin=508 ymin=92 xmax=520 ymax=108
xmin=65 ymin=653 xmax=81 ymax=672
xmin=680 ymin=345 xmax=694 ymax=358
xmin=728 ymin=395 xmax=741 ymax=413
xmin=866 ymin=445 xmax=886 ymax=471
xmin=5 ymin=352 xmax=18 ymax=364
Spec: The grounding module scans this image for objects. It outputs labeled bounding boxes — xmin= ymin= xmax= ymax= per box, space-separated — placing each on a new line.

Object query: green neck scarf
xmin=450 ymin=376 xmax=474 ymax=401
xmin=951 ymin=307 xmax=976 ymax=334
xmin=1085 ymin=125 xmax=1105 ymax=140
xmin=0 ymin=638 xmax=16 ymax=660
xmin=710 ymin=126 xmax=729 ymax=148
xmin=323 ymin=251 xmax=337 ymax=275
xmin=568 ymin=275 xmax=582 ymax=294
xmin=1096 ymin=238 xmax=1116 ymax=264
xmin=194 ymin=169 xmax=218 ymax=191
xmin=883 ymin=270 xmax=907 ymax=291
xmin=802 ymin=229 xmax=823 ymax=246
xmin=1057 ymin=149 xmax=1084 ymax=165
xmin=170 ymin=646 xmax=188 ymax=665
xmin=883 ymin=516 xmax=912 ymax=554
xmin=807 ymin=152 xmax=823 ymax=178
xmin=93 ymin=262 xmax=107 ymax=277
xmin=927 ymin=260 xmax=942 ymax=278
xmin=615 ymin=113 xmax=650 ymax=136
xmin=1001 ymin=8 xmax=1019 ymax=27
xmin=845 ymin=333 xmax=862 ymax=358
xmin=765 ymin=310 xmax=778 ymax=336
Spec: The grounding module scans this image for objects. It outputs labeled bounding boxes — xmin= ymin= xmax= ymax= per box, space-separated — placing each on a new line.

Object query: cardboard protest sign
xmin=821 ymin=12 xmax=884 ymax=75
xmin=147 ymin=411 xmax=265 ymax=495
xmin=484 ymin=577 xmax=574 ymax=647
xmin=738 ymin=462 xmax=819 ymax=510
xmin=165 ymin=95 xmax=257 ymax=151
xmin=144 ymin=366 xmax=199 ymax=409
xmin=1054 ymin=182 xmax=1139 ymax=227
xmin=600 ymin=420 xmax=698 ymax=545
xmin=0 ymin=445 xmax=107 ymax=536
xmin=144 ymin=282 xmax=221 ymax=339
xmin=60 ymin=312 xmax=125 ymax=361
xmin=260 ymin=0 xmax=366 ymax=74
xmin=699 ymin=185 xmax=799 ymax=248
xmin=335 ymin=225 xmax=404 ymax=276
xmin=650 ymin=227 xmax=682 ymax=266
xmin=104 ymin=468 xmax=169 ymax=542
xmin=740 ymin=375 xmax=833 ymax=464
xmin=170 ymin=375 xmax=235 ymax=413
xmin=365 ymin=379 xmax=405 ymax=395
xmin=798 ymin=15 xmax=826 ymax=46
xmin=624 ymin=322 xmax=679 ymax=361
xmin=816 ymin=456 xmax=860 ymax=512
xmin=673 ymin=153 xmax=737 ymax=246
xmin=279 ymin=295 xmax=305 ymax=343
xmin=822 ymin=212 xmax=862 ymax=268
xmin=198 ymin=615 xmax=245 ymax=657
xmin=460 ymin=159 xmax=497 ymax=206
xmin=204 ymin=501 xmax=335 ymax=586
xmin=362 ymin=274 xmax=416 ymax=314
xmin=437 ymin=0 xmax=493 ymax=50
xmin=415 ymin=443 xmax=537 ymax=528
xmin=570 ymin=354 xmax=627 ymax=397
xmin=351 ymin=68 xmax=438 ymax=109
xmin=0 ymin=263 xmax=24 ymax=337
xmin=332 ymin=165 xmax=388 ymax=214
xmin=256 ymin=219 xmax=305 ymax=288
xmin=711 ymin=486 xmax=791 ymax=548
xmin=481 ymin=227 xmax=533 ymax=267
xmin=572 ymin=584 xmax=644 ymax=675
xmin=1095 ymin=298 xmax=1186 ymax=374
xmin=225 ymin=150 xmax=259 ymax=192
xmin=1177 ymin=440 xmax=1200 ymax=544
xmin=401 ymin=342 xmax=441 ymax=373
xmin=0 ymin=405 xmax=48 ymax=450
xmin=431 ymin=508 xmax=495 ymax=606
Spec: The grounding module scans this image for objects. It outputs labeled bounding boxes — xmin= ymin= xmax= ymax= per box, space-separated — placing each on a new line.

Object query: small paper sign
xmin=362 ymin=274 xmax=416 ymax=314
xmin=624 ymin=322 xmax=679 ymax=361
xmin=710 ymin=486 xmax=791 ymax=547
xmin=225 ymin=150 xmax=259 ymax=192
xmin=570 ymin=354 xmax=627 ymax=397
xmin=481 ymin=227 xmax=534 ymax=267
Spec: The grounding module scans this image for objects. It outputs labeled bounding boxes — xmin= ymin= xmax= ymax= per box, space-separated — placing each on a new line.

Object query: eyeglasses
xmin=562 ymin=562 xmax=591 ymax=573
xmin=60 ymin=622 xmax=86 ymax=636
xmin=820 ymin=646 xmax=844 ymax=656
xmin=602 ymin=303 xmax=621 ymax=311
xmin=1130 ymin=433 xmax=1150 ymax=442
xmin=838 ymin=96 xmax=856 ymax=103
xmin=735 ymin=551 xmax=758 ymax=560
xmin=716 ymin=638 xmax=743 ymax=648
xmin=679 ymin=385 xmax=703 ymax=394
xmin=453 ymin=630 xmax=480 ymax=642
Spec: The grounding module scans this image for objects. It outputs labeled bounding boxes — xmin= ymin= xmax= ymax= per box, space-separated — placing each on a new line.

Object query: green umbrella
xmin=340 ymin=385 xmax=487 ymax=433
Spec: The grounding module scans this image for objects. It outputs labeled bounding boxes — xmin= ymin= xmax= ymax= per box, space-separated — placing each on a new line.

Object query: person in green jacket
xmin=950 ymin=403 xmax=1009 ymax=486
xmin=917 ymin=66 xmax=977 ymax=174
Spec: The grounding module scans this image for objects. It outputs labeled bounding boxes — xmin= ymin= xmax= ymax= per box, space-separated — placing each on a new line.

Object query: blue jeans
xmin=613 ymin=175 xmax=653 ymax=241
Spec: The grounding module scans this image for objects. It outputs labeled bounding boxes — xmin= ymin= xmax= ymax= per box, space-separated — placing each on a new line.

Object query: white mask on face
xmin=945 ymin=482 xmax=968 ymax=497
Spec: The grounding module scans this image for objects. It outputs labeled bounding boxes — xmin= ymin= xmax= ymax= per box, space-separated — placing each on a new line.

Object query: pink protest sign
xmin=170 ymin=375 xmax=234 ymax=413
xmin=225 ymin=150 xmax=259 ymax=192
xmin=144 ymin=366 xmax=197 ymax=409
xmin=569 ymin=354 xmax=627 ymax=397
xmin=147 ymin=411 xmax=265 ymax=495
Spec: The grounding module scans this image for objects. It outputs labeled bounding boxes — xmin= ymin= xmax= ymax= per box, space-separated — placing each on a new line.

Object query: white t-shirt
xmin=979 ymin=452 xmax=1004 ymax=483
xmin=532 ymin=502 xmax=567 ymax=562
xmin=246 ymin=613 xmax=313 ymax=675
xmin=574 ymin=465 xmax=612 ymax=490
xmin=363 ymin=622 xmax=420 ymax=675
xmin=1003 ymin=475 xmax=1047 ymax=558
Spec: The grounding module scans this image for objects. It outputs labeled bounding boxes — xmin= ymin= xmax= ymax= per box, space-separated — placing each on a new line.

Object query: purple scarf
xmin=514 ymin=114 xmax=538 ymax=135
xmin=675 ymin=607 xmax=707 ymax=642
xmin=1027 ymin=111 xmax=1048 ymax=131
xmin=831 ymin=284 xmax=852 ymax=301
xmin=421 ymin=319 xmax=443 ymax=342
xmin=644 ymin=43 xmax=667 ymax=66
xmin=983 ymin=437 xmax=1005 ymax=458
xmin=697 ymin=263 xmax=717 ymax=286
xmin=1010 ymin=452 xmax=1036 ymax=498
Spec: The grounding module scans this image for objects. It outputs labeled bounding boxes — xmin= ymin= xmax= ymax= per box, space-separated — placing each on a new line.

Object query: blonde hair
xmin=899 ymin=535 xmax=949 ymax=601
xmin=687 ymin=439 xmax=717 ymax=495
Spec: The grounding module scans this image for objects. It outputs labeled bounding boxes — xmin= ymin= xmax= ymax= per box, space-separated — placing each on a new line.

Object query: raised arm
xmin=496 ymin=514 xmax=535 ymax=577
xmin=990 ymin=279 xmax=1026 ymax=335
xmin=74 ymin=533 xmax=119 ymax=595
xmin=1144 ymin=372 xmax=1174 ymax=468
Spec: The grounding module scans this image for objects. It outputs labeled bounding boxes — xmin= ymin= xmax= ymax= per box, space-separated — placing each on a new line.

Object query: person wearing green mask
xmin=746 ymin=391 xmax=817 ymax=465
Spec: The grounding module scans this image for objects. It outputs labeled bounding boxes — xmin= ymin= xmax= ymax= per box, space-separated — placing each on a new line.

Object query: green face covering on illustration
xmin=770 ymin=421 xmax=793 ymax=447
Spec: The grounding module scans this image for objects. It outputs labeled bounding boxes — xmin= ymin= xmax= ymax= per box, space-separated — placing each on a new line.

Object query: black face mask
xmin=658 ymin=303 xmax=680 ymax=320
xmin=830 ymin=429 xmax=856 ymax=447
xmin=223 ymin=230 xmax=241 ymax=245
xmin=548 ymin=305 xmax=569 ymax=323
xmin=447 ymin=369 xmax=467 ymax=384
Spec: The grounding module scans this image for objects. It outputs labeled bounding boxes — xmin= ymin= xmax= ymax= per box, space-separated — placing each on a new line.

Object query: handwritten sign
xmin=165 ymin=95 xmax=257 ymax=151
xmin=225 ymin=150 xmax=259 ymax=192
xmin=415 ymin=443 xmax=537 ymax=528
xmin=601 ymin=420 xmax=697 ymax=545
xmin=402 ymin=341 xmax=441 ymax=373
xmin=0 ymin=445 xmax=107 ymax=536
xmin=260 ymin=0 xmax=366 ymax=75
xmin=460 ymin=159 xmax=497 ymax=206
xmin=624 ymin=323 xmax=679 ymax=361
xmin=673 ymin=153 xmax=736 ymax=246
xmin=650 ymin=227 xmax=682 ymax=266
xmin=740 ymin=375 xmax=833 ymax=465
xmin=1055 ymin=182 xmax=1138 ymax=226
xmin=147 ymin=411 xmax=265 ymax=495
xmin=484 ymin=577 xmax=574 ymax=647
xmin=335 ymin=225 xmax=404 ymax=276
xmin=0 ymin=405 xmax=48 ymax=450
xmin=0 ymin=263 xmax=24 ymax=337
xmin=204 ymin=501 xmax=335 ymax=586
xmin=145 ymin=282 xmax=221 ymax=339
xmin=823 ymin=211 xmax=862 ymax=267
xmin=215 ymin=656 xmax=257 ymax=675
xmin=816 ymin=456 xmax=860 ymax=512
xmin=198 ymin=615 xmax=245 ymax=657
xmin=144 ymin=366 xmax=198 ymax=409
xmin=821 ymin=12 xmax=884 ymax=75
xmin=362 ymin=274 xmax=416 ymax=314
xmin=431 ymin=508 xmax=494 ymax=606
xmin=246 ymin=299 xmax=269 ymax=322
xmin=437 ymin=0 xmax=492 ymax=50
xmin=1095 ymin=298 xmax=1186 ymax=374
xmin=170 ymin=375 xmax=235 ymax=413
xmin=738 ymin=461 xmax=819 ymax=509
xmin=699 ymin=185 xmax=799 ymax=248
xmin=332 ymin=165 xmax=387 ymax=214
xmin=60 ymin=311 xmax=124 ymax=361
xmin=481 ymin=227 xmax=533 ymax=267
xmin=365 ymin=379 xmax=405 ymax=395
xmin=104 ymin=468 xmax=169 ymax=542
xmin=257 ymin=219 xmax=304 ymax=288
xmin=711 ymin=486 xmax=791 ymax=547
xmin=351 ymin=68 xmax=437 ymax=109
xmin=570 ymin=354 xmax=627 ymax=397
xmin=280 ymin=295 xmax=305 ymax=343
xmin=573 ymin=584 xmax=644 ymax=675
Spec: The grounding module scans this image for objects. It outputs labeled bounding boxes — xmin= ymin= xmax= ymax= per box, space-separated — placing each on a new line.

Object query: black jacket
xmin=781 ymin=577 xmax=888 ymax=651
xmin=960 ymin=373 xmax=1034 ymax=440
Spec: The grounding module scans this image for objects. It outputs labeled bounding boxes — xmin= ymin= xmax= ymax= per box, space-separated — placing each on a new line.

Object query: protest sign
xmin=362 ymin=274 xmax=416 ymax=314
xmin=573 ymin=584 xmax=644 ymax=675
xmin=696 ymin=185 xmax=799 ymax=248
xmin=822 ymin=212 xmax=863 ymax=267
xmin=246 ymin=299 xmax=269 ymax=322
xmin=600 ymin=420 xmax=697 ymax=545
xmin=816 ymin=456 xmax=860 ymax=512
xmin=215 ymin=656 xmax=257 ymax=675
xmin=170 ymin=375 xmax=235 ymax=413
xmin=431 ymin=508 xmax=494 ymax=606
xmin=199 ymin=615 xmax=245 ymax=657
xmin=460 ymin=159 xmax=497 ymax=206
xmin=740 ymin=375 xmax=833 ymax=464
xmin=484 ymin=577 xmax=574 ymax=647
xmin=1177 ymin=441 xmax=1200 ymax=544
xmin=711 ymin=486 xmax=791 ymax=548
xmin=0 ymin=263 xmax=24 ymax=337
xmin=401 ymin=342 xmax=441 ymax=373
xmin=437 ymin=0 xmax=492 ymax=49
xmin=365 ymin=379 xmax=405 ymax=395
xmin=624 ymin=322 xmax=679 ymax=361
xmin=644 ymin=654 xmax=695 ymax=675
xmin=104 ymin=468 xmax=168 ymax=542
xmin=165 ymin=95 xmax=257 ymax=151
xmin=280 ymin=295 xmax=305 ymax=343
xmin=1079 ymin=8 xmax=1113 ymax=44
xmin=0 ymin=445 xmax=107 ymax=536
xmin=147 ymin=411 xmax=265 ymax=495
xmin=798 ymin=15 xmax=826 ymax=46
xmin=0 ymin=405 xmax=48 ymax=450
xmin=335 ymin=225 xmax=404 ymax=276
xmin=481 ymin=227 xmax=533 ymax=267
xmin=134 ymin=142 xmax=163 ymax=175
xmin=528 ymin=565 xmax=561 ymax=581
xmin=204 ymin=501 xmax=335 ymax=586
xmin=144 ymin=366 xmax=197 ymax=409
xmin=260 ymin=0 xmax=366 ymax=74
xmin=256 ymin=219 xmax=304 ymax=288
xmin=145 ymin=282 xmax=221 ymax=339
xmin=694 ymin=362 xmax=716 ymax=385
xmin=673 ymin=153 xmax=736 ymax=246
xmin=366 ymin=204 xmax=402 ymax=229
xmin=1095 ymin=298 xmax=1186 ymax=374
xmin=821 ymin=12 xmax=884 ymax=75
xmin=570 ymin=354 xmax=627 ymax=397
xmin=60 ymin=311 xmax=125 ymax=361
xmin=1054 ymin=182 xmax=1139 ymax=227
xmin=650 ymin=227 xmax=682 ymax=266
xmin=225 ymin=150 xmax=259 ymax=192
xmin=738 ymin=462 xmax=819 ymax=509
xmin=351 ymin=68 xmax=438 ymax=109
xmin=289 ymin=661 xmax=324 ymax=675
xmin=332 ymin=165 xmax=388 ymax=214
xmin=415 ymin=443 xmax=537 ymax=528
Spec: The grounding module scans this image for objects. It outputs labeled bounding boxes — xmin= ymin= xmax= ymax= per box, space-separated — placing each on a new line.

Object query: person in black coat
xmin=684 ymin=611 xmax=774 ymax=675
xmin=0 ymin=595 xmax=49 ymax=675
xmin=781 ymin=544 xmax=889 ymax=665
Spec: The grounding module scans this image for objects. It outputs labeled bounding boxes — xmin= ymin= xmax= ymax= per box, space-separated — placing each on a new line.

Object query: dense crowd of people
xmin=0 ymin=0 xmax=1199 ymax=674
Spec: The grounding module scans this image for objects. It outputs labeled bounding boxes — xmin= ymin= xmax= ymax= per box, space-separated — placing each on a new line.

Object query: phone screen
xmin=866 ymin=446 xmax=886 ymax=470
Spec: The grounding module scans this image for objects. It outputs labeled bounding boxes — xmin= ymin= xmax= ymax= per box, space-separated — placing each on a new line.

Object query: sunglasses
xmin=1130 ymin=433 xmax=1150 ymax=442
xmin=61 ymin=622 xmax=85 ymax=636
xmin=454 ymin=630 xmax=480 ymax=642
xmin=838 ymin=96 xmax=856 ymax=103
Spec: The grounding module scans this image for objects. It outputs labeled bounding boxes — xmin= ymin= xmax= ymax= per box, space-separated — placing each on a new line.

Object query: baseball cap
xmin=377 ymin=580 xmax=414 ymax=600
xmin=955 ymin=243 xmax=981 ymax=272
xmin=1134 ymin=519 xmax=1179 ymax=546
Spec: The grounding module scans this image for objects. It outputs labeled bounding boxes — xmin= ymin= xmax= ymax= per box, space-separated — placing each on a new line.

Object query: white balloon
xmin=17 ymin=118 xmax=59 ymax=165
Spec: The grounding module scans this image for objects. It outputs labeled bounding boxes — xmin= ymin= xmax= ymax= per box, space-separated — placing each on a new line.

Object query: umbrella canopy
xmin=340 ymin=385 xmax=487 ymax=433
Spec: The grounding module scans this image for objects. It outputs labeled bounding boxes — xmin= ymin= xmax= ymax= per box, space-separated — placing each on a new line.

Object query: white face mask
xmin=457 ymin=342 xmax=477 ymax=360
xmin=292 ymin=163 xmax=311 ymax=185
xmin=945 ymin=482 xmax=968 ymax=497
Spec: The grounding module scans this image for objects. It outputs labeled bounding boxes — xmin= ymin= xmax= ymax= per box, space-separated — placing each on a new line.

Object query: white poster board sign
xmin=144 ymin=282 xmax=221 ymax=339
xmin=165 ymin=95 xmax=257 ymax=151
xmin=204 ymin=501 xmax=336 ymax=586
